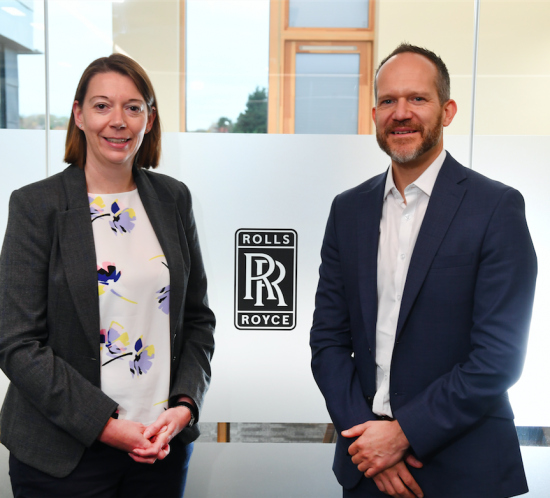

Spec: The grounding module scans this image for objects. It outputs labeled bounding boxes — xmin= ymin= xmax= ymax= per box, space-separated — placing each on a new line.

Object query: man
xmin=310 ymin=44 xmax=537 ymax=498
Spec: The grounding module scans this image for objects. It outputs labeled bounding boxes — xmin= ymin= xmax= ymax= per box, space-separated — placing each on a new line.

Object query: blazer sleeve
xmin=0 ymin=189 xmax=117 ymax=447
xmin=395 ymin=187 xmax=537 ymax=458
xmin=310 ymin=196 xmax=375 ymax=434
xmin=169 ymin=182 xmax=215 ymax=420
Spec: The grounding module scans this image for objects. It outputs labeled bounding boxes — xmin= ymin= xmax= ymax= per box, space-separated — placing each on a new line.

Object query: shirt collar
xmin=383 ymin=149 xmax=447 ymax=200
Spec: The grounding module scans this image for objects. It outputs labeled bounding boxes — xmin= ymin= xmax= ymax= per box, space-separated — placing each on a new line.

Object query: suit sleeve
xmin=310 ymin=196 xmax=375 ymax=434
xmin=0 ymin=189 xmax=117 ymax=447
xmin=395 ymin=188 xmax=537 ymax=458
xmin=169 ymin=183 xmax=215 ymax=422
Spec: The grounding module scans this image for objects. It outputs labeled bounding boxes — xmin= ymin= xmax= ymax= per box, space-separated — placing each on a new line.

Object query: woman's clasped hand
xmin=99 ymin=405 xmax=192 ymax=464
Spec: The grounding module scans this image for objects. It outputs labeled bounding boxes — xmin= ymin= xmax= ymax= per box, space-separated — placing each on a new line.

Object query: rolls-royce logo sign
xmin=235 ymin=229 xmax=297 ymax=330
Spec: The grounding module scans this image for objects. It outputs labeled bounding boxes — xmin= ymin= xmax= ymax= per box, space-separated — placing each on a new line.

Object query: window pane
xmin=295 ymin=53 xmax=359 ymax=134
xmin=186 ymin=0 xmax=269 ymax=133
xmin=289 ymin=0 xmax=369 ymax=29
xmin=1 ymin=0 xmax=45 ymax=129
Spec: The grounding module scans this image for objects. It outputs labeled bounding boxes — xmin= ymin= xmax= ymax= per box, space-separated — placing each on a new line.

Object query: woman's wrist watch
xmin=173 ymin=401 xmax=197 ymax=427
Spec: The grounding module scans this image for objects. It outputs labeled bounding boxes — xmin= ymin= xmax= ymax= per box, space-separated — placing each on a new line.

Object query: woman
xmin=0 ymin=54 xmax=215 ymax=497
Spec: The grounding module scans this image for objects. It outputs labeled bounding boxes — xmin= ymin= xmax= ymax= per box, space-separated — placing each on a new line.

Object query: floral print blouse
xmin=90 ymin=189 xmax=170 ymax=425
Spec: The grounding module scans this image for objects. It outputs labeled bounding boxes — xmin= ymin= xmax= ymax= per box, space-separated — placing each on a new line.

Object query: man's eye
xmin=413 ymin=97 xmax=424 ymax=102
xmin=381 ymin=99 xmax=392 ymax=105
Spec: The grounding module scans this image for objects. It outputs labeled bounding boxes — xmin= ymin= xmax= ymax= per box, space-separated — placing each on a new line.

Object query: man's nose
xmin=393 ymin=98 xmax=412 ymax=121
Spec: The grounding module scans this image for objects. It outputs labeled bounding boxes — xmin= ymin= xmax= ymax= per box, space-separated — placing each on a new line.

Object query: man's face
xmin=373 ymin=53 xmax=453 ymax=165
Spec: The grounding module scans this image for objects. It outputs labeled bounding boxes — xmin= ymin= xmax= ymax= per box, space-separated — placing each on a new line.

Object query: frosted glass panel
xmin=295 ymin=53 xmax=359 ymax=135
xmin=289 ymin=0 xmax=369 ymax=28
xmin=471 ymin=136 xmax=550 ymax=427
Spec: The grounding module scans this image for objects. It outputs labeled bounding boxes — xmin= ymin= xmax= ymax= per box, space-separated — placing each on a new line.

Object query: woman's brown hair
xmin=64 ymin=53 xmax=161 ymax=169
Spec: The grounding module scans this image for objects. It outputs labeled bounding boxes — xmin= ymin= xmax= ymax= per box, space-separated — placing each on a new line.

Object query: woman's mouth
xmin=104 ymin=137 xmax=130 ymax=143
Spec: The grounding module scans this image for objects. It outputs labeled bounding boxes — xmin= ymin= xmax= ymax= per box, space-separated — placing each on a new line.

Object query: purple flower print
xmin=100 ymin=322 xmax=131 ymax=365
xmin=97 ymin=262 xmax=121 ymax=285
xmin=156 ymin=285 xmax=170 ymax=315
xmin=129 ymin=336 xmax=155 ymax=378
xmin=89 ymin=196 xmax=109 ymax=222
xmin=110 ymin=201 xmax=136 ymax=235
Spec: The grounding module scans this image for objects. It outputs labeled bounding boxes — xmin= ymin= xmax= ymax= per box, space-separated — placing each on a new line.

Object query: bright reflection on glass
xmin=289 ymin=0 xmax=369 ymax=28
xmin=46 ymin=0 xmax=113 ymax=129
xmin=295 ymin=53 xmax=359 ymax=134
xmin=186 ymin=0 xmax=269 ymax=132
xmin=2 ymin=6 xmax=26 ymax=16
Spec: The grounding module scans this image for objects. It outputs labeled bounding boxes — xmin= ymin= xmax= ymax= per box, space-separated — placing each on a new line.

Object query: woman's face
xmin=73 ymin=71 xmax=156 ymax=171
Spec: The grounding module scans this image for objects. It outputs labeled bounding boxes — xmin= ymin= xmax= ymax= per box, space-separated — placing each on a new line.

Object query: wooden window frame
xmin=268 ymin=0 xmax=376 ymax=134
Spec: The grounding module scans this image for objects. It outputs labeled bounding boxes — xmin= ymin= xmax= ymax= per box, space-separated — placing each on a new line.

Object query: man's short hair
xmin=374 ymin=43 xmax=451 ymax=105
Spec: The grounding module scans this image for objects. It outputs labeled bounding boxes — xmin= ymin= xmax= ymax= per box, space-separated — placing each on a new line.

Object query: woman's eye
xmin=128 ymin=106 xmax=141 ymax=112
xmin=96 ymin=104 xmax=107 ymax=110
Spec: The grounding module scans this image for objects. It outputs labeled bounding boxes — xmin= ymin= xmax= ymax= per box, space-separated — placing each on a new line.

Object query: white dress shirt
xmin=372 ymin=150 xmax=446 ymax=417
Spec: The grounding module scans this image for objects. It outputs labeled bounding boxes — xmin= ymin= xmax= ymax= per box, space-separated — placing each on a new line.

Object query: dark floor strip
xmin=197 ymin=423 xmax=550 ymax=446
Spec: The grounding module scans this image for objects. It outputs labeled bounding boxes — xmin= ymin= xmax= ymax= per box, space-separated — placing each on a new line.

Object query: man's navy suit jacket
xmin=310 ymin=153 xmax=537 ymax=497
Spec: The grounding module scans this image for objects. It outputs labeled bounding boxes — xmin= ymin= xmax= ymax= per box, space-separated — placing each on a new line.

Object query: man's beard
xmin=376 ymin=114 xmax=443 ymax=164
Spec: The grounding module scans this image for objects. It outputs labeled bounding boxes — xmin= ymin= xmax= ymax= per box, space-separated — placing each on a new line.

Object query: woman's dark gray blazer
xmin=0 ymin=164 xmax=215 ymax=478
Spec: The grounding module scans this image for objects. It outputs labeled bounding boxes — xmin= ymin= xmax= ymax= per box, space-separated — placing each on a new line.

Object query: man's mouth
xmin=104 ymin=138 xmax=130 ymax=143
xmin=391 ymin=130 xmax=417 ymax=135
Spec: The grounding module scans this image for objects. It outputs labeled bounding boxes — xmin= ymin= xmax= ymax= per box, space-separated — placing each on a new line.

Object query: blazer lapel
xmin=357 ymin=173 xmax=386 ymax=351
xmin=58 ymin=165 xmax=100 ymax=354
xmin=134 ymin=169 xmax=185 ymax=345
xmin=395 ymin=154 xmax=467 ymax=340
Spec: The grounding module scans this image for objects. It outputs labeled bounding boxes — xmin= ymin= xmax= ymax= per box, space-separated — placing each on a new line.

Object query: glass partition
xmin=473 ymin=0 xmax=550 ymax=428
xmin=0 ymin=1 xmax=550 ymax=496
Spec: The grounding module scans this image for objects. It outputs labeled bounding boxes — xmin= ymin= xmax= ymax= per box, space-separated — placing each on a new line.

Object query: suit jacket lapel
xmin=357 ymin=173 xmax=386 ymax=351
xmin=134 ymin=169 xmax=184 ymax=345
xmin=395 ymin=154 xmax=467 ymax=340
xmin=58 ymin=165 xmax=100 ymax=354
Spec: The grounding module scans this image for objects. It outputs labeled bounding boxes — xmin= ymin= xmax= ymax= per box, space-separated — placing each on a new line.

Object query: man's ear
xmin=442 ymin=99 xmax=458 ymax=127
